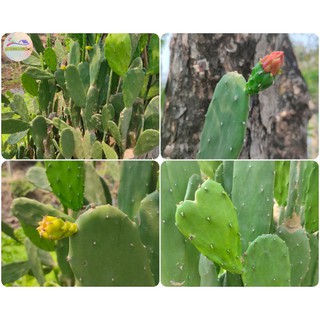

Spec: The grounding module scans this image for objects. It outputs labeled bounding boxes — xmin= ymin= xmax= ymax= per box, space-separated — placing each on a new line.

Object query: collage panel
xmin=1 ymin=160 xmax=159 ymax=286
xmin=1 ymin=33 xmax=159 ymax=160
xmin=161 ymin=33 xmax=318 ymax=159
xmin=161 ymin=160 xmax=318 ymax=286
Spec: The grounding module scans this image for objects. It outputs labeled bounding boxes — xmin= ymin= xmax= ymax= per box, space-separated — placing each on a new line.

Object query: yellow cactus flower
xmin=37 ymin=216 xmax=78 ymax=241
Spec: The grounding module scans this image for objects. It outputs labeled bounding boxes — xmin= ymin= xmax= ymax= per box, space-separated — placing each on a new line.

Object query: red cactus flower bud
xmin=260 ymin=51 xmax=284 ymax=76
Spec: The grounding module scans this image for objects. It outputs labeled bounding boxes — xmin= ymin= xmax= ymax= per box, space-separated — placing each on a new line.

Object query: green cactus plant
xmin=242 ymin=234 xmax=291 ymax=286
xmin=68 ymin=205 xmax=154 ymax=286
xmin=198 ymin=72 xmax=249 ymax=159
xmin=162 ymin=160 xmax=318 ymax=287
xmin=3 ymin=160 xmax=158 ymax=286
xmin=198 ymin=51 xmax=284 ymax=159
xmin=175 ymin=179 xmax=242 ymax=274
xmin=1 ymin=33 xmax=159 ymax=160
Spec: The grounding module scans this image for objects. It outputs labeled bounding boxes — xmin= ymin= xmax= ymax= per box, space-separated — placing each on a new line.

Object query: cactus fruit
xmin=175 ymin=179 xmax=242 ymax=274
xmin=245 ymin=51 xmax=284 ymax=95
xmin=37 ymin=216 xmax=78 ymax=241
xmin=242 ymin=234 xmax=291 ymax=286
xmin=198 ymin=72 xmax=249 ymax=159
xmin=68 ymin=205 xmax=154 ymax=286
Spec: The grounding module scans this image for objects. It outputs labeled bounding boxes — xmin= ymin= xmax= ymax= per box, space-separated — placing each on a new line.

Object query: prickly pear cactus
xmin=68 ymin=205 xmax=154 ymax=286
xmin=277 ymin=226 xmax=311 ymax=286
xmin=137 ymin=190 xmax=159 ymax=285
xmin=45 ymin=161 xmax=84 ymax=211
xmin=161 ymin=161 xmax=201 ymax=286
xmin=199 ymin=254 xmax=219 ymax=286
xmin=175 ymin=179 xmax=242 ymax=274
xmin=198 ymin=72 xmax=249 ymax=159
xmin=232 ymin=161 xmax=275 ymax=253
xmin=37 ymin=216 xmax=78 ymax=241
xmin=242 ymin=234 xmax=291 ymax=286
xmin=304 ymin=162 xmax=318 ymax=233
xmin=245 ymin=51 xmax=284 ymax=95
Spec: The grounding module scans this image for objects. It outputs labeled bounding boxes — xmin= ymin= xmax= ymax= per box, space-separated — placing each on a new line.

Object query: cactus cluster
xmin=1 ymin=33 xmax=159 ymax=159
xmin=198 ymin=51 xmax=284 ymax=159
xmin=2 ymin=161 xmax=159 ymax=286
xmin=162 ymin=160 xmax=318 ymax=286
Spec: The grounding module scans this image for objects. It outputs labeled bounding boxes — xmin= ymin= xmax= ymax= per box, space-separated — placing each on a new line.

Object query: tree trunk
xmin=161 ymin=34 xmax=311 ymax=159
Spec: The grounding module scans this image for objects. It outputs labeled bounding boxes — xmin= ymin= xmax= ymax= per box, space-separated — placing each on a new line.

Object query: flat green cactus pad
xmin=242 ymin=234 xmax=291 ymax=286
xmin=69 ymin=205 xmax=154 ymax=286
xmin=175 ymin=179 xmax=242 ymax=274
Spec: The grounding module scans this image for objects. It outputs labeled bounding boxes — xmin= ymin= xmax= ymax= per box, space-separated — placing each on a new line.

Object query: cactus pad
xmin=242 ymin=234 xmax=291 ymax=286
xmin=175 ymin=179 xmax=242 ymax=274
xmin=45 ymin=161 xmax=84 ymax=211
xmin=232 ymin=161 xmax=275 ymax=253
xmin=68 ymin=205 xmax=154 ymax=286
xmin=277 ymin=226 xmax=311 ymax=286
xmin=198 ymin=72 xmax=249 ymax=159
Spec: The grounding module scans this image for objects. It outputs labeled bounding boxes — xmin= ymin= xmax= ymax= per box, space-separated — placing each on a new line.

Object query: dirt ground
xmin=1 ymin=162 xmax=60 ymax=229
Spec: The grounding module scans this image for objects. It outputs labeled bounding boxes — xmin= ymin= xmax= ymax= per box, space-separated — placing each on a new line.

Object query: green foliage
xmin=1 ymin=33 xmax=159 ymax=159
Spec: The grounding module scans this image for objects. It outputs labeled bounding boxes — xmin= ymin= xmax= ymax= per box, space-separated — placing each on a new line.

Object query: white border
xmin=0 ymin=1 xmax=319 ymax=319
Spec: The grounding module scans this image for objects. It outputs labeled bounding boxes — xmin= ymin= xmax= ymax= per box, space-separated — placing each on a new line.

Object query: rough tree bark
xmin=161 ymin=34 xmax=311 ymax=159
